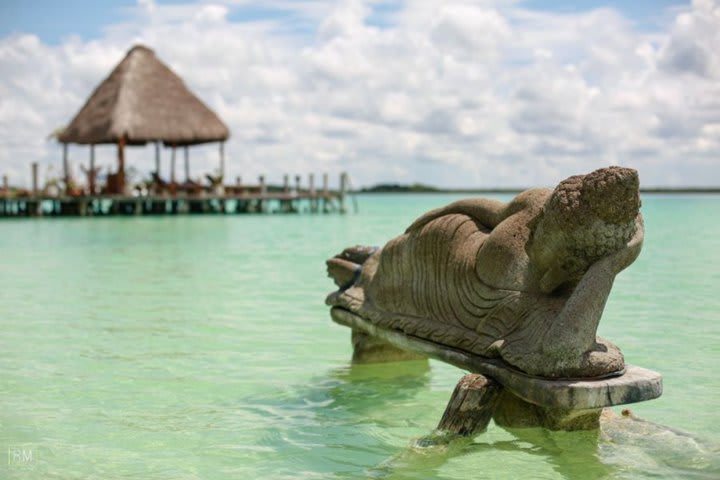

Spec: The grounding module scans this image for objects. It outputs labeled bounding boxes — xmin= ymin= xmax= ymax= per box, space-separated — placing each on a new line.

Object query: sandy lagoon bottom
xmin=1 ymin=193 xmax=719 ymax=479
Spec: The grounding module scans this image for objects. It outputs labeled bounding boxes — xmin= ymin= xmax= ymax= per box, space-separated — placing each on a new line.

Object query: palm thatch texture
xmin=59 ymin=45 xmax=229 ymax=194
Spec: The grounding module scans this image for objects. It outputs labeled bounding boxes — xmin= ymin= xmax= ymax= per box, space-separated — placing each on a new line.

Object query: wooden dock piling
xmin=62 ymin=144 xmax=70 ymax=193
xmin=154 ymin=142 xmax=160 ymax=176
xmin=309 ymin=173 xmax=317 ymax=212
xmin=32 ymin=163 xmax=38 ymax=197
xmin=89 ymin=146 xmax=96 ymax=194
xmin=219 ymin=142 xmax=225 ymax=178
xmin=171 ymin=146 xmax=177 ymax=186
xmin=118 ymin=136 xmax=126 ymax=194
xmin=259 ymin=175 xmax=267 ymax=213
xmin=183 ymin=146 xmax=190 ymax=182
xmin=323 ymin=173 xmax=329 ymax=212
xmin=340 ymin=172 xmax=348 ymax=213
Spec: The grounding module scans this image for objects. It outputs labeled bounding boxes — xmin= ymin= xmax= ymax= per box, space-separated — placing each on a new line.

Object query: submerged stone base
xmin=493 ymin=390 xmax=603 ymax=431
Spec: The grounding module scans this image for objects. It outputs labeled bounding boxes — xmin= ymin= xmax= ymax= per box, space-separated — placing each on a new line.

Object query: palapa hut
xmin=59 ymin=44 xmax=229 ymax=194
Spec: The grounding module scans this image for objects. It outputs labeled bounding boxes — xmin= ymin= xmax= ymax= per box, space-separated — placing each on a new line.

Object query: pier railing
xmin=0 ymin=172 xmax=349 ymax=218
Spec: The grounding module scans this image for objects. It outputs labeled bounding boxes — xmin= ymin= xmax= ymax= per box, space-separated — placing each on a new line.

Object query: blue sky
xmin=1 ymin=0 xmax=687 ymax=44
xmin=0 ymin=0 xmax=718 ymax=188
xmin=0 ymin=1 xmax=136 ymax=44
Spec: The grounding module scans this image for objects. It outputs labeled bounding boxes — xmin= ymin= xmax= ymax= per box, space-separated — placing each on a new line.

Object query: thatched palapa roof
xmin=59 ymin=45 xmax=229 ymax=146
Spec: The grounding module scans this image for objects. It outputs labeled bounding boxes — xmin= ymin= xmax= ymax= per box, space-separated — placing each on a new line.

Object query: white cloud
xmin=659 ymin=0 xmax=720 ymax=77
xmin=0 ymin=0 xmax=719 ymax=189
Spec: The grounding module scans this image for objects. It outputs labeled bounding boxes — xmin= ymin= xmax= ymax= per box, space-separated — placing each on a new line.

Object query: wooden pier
xmin=2 ymin=45 xmax=356 ymax=220
xmin=0 ymin=172 xmax=350 ymax=218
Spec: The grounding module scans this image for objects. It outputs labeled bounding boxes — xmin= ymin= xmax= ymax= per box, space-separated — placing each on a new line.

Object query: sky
xmin=0 ymin=0 xmax=718 ymax=189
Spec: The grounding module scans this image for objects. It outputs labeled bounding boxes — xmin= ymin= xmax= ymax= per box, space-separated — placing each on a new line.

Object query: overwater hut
xmin=58 ymin=44 xmax=229 ymax=195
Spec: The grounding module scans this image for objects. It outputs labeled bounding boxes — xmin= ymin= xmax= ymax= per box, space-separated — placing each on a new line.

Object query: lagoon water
xmin=1 ymin=193 xmax=719 ymax=479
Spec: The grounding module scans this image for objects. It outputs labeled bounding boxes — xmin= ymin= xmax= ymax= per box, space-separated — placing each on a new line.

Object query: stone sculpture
xmin=326 ymin=167 xmax=643 ymax=379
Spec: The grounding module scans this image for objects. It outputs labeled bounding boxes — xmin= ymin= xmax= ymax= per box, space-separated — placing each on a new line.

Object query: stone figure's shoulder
xmin=506 ymin=188 xmax=552 ymax=216
xmin=486 ymin=188 xmax=550 ymax=235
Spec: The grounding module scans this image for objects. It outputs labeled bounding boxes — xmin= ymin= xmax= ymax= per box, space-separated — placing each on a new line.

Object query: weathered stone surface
xmin=493 ymin=390 xmax=603 ymax=431
xmin=330 ymin=307 xmax=662 ymax=410
xmin=327 ymin=167 xmax=643 ymax=379
xmin=327 ymin=245 xmax=377 ymax=289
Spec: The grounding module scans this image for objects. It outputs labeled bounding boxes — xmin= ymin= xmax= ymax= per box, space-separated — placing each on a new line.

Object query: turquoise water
xmin=1 ymin=194 xmax=719 ymax=479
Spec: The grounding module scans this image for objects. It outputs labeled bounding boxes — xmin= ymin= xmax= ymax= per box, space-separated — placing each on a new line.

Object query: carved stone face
xmin=527 ymin=218 xmax=552 ymax=268
xmin=530 ymin=167 xmax=641 ymax=293
xmin=527 ymin=216 xmax=570 ymax=293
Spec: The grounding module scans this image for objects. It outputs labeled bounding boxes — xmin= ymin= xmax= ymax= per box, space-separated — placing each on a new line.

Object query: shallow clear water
xmin=1 ymin=194 xmax=719 ymax=479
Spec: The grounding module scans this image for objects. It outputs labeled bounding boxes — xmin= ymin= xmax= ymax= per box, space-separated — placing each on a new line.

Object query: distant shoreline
xmin=356 ymin=184 xmax=720 ymax=194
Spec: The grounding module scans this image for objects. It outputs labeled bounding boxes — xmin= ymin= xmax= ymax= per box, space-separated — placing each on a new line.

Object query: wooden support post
xmin=235 ymin=176 xmax=244 ymax=198
xmin=2 ymin=174 xmax=8 ymax=198
xmin=309 ymin=173 xmax=317 ymax=212
xmin=62 ymin=143 xmax=70 ymax=194
xmin=89 ymin=145 xmax=96 ymax=194
xmin=184 ymin=146 xmax=190 ymax=182
xmin=294 ymin=174 xmax=301 ymax=194
xmin=322 ymin=173 xmax=330 ymax=212
xmin=31 ymin=162 xmax=38 ymax=197
xmin=219 ymin=142 xmax=225 ymax=179
xmin=258 ymin=175 xmax=267 ymax=213
xmin=283 ymin=174 xmax=289 ymax=193
xmin=155 ymin=141 xmax=161 ymax=176
xmin=339 ymin=171 xmax=348 ymax=213
xmin=170 ymin=145 xmax=177 ymax=190
xmin=117 ymin=136 xmax=126 ymax=194
xmin=437 ymin=374 xmax=502 ymax=436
